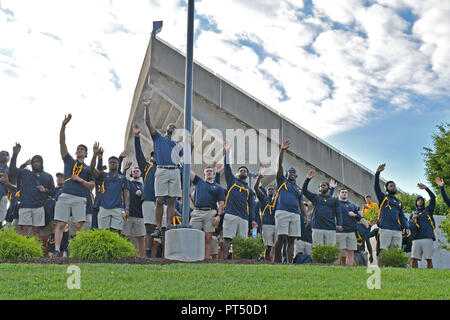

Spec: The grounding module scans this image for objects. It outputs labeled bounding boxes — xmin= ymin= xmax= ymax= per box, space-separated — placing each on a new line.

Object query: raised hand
xmin=62 ymin=114 xmax=72 ymax=126
xmin=224 ymin=140 xmax=232 ymax=152
xmin=215 ymin=163 xmax=224 ymax=173
xmin=281 ymin=139 xmax=291 ymax=150
xmin=120 ymin=150 xmax=129 ymax=158
xmin=93 ymin=142 xmax=101 ymax=155
xmin=376 ymin=163 xmax=386 ymax=173
xmin=307 ymin=170 xmax=315 ymax=179
xmin=330 ymin=179 xmax=337 ymax=188
xmin=124 ymin=161 xmax=132 ymax=171
xmin=98 ymin=147 xmax=104 ymax=157
xmin=133 ymin=123 xmax=141 ymax=136
xmin=435 ymin=177 xmax=444 ymax=187
xmin=141 ymin=98 xmax=151 ymax=107
xmin=417 ymin=183 xmax=427 ymax=190
xmin=12 ymin=142 xmax=21 ymax=154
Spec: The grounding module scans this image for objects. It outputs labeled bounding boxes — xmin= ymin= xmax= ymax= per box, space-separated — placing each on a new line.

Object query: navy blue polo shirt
xmin=12 ymin=169 xmax=55 ymax=208
xmin=151 ymin=131 xmax=183 ymax=166
xmin=257 ymin=193 xmax=275 ymax=226
xmin=128 ymin=180 xmax=144 ymax=218
xmin=61 ymin=154 xmax=93 ymax=198
xmin=193 ymin=175 xmax=225 ymax=209
xmin=98 ymin=172 xmax=129 ymax=209
xmin=134 ymin=136 xmax=157 ymax=202
xmin=274 ymin=175 xmax=303 ymax=214
xmin=0 ymin=165 xmax=8 ymax=198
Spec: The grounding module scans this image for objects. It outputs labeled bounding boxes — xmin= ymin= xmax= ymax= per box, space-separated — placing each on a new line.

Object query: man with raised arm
xmin=90 ymin=142 xmax=130 ymax=233
xmin=302 ymin=169 xmax=343 ymax=247
xmin=53 ymin=114 xmax=94 ymax=258
xmin=189 ymin=166 xmax=225 ymax=259
xmin=133 ymin=123 xmax=167 ymax=258
xmin=9 ymin=143 xmax=55 ymax=239
xmin=254 ymin=171 xmax=276 ymax=262
xmin=336 ymin=188 xmax=363 ymax=266
xmin=122 ymin=165 xmax=146 ymax=258
xmin=221 ymin=140 xmax=257 ymax=259
xmin=141 ymin=98 xmax=182 ymax=240
xmin=374 ymin=163 xmax=410 ymax=266
xmin=0 ymin=150 xmax=12 ymax=226
xmin=435 ymin=177 xmax=450 ymax=207
xmin=408 ymin=183 xmax=436 ymax=269
xmin=272 ymin=140 xmax=306 ymax=263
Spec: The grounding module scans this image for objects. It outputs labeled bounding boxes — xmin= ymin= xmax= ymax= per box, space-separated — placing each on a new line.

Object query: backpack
xmin=293 ymin=252 xmax=312 ymax=264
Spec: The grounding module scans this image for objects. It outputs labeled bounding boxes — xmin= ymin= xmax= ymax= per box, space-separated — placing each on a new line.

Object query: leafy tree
xmin=423 ymin=123 xmax=450 ymax=194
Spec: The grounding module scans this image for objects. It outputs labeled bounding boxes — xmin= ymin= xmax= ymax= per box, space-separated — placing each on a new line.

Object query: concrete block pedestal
xmin=164 ymin=228 xmax=205 ymax=261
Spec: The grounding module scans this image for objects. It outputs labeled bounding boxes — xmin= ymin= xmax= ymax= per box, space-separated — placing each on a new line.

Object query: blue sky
xmin=0 ymin=0 xmax=449 ymax=197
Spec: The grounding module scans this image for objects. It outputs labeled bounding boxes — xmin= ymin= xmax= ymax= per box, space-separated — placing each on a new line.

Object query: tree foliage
xmin=423 ymin=123 xmax=450 ymax=194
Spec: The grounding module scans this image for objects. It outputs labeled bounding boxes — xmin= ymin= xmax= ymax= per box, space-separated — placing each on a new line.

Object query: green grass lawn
xmin=0 ymin=263 xmax=448 ymax=300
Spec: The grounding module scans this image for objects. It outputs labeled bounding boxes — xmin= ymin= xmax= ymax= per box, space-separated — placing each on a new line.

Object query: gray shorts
xmin=18 ymin=207 xmax=45 ymax=227
xmin=336 ymin=232 xmax=357 ymax=251
xmin=0 ymin=195 xmax=7 ymax=223
xmin=211 ymin=235 xmax=219 ymax=255
xmin=142 ymin=201 xmax=167 ymax=227
xmin=275 ymin=210 xmax=301 ymax=238
xmin=122 ymin=216 xmax=146 ymax=237
xmin=98 ymin=207 xmax=124 ymax=231
xmin=68 ymin=214 xmax=92 ymax=237
xmin=312 ymin=229 xmax=336 ymax=247
xmin=262 ymin=224 xmax=277 ymax=247
xmin=190 ymin=209 xmax=217 ymax=233
xmin=54 ymin=193 xmax=87 ymax=223
xmin=295 ymin=239 xmax=313 ymax=255
xmin=155 ymin=167 xmax=182 ymax=198
xmin=412 ymin=238 xmax=434 ymax=260
xmin=379 ymin=228 xmax=402 ymax=250
xmin=40 ymin=220 xmax=57 ymax=237
xmin=222 ymin=214 xmax=248 ymax=239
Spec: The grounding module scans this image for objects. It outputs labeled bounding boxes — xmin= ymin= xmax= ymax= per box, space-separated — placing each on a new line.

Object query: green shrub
xmin=69 ymin=229 xmax=137 ymax=260
xmin=0 ymin=227 xmax=43 ymax=259
xmin=311 ymin=245 xmax=339 ymax=264
xmin=232 ymin=236 xmax=266 ymax=259
xmin=379 ymin=246 xmax=409 ymax=268
xmin=439 ymin=214 xmax=450 ymax=250
xmin=363 ymin=206 xmax=378 ymax=223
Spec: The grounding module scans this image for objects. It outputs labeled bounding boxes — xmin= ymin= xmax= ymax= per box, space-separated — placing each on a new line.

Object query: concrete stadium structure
xmin=123 ymin=36 xmax=391 ymax=206
xmin=123 ymin=35 xmax=449 ymax=269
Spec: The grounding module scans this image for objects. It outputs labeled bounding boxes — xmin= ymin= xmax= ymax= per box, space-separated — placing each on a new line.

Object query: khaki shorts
xmin=155 ymin=167 xmax=182 ymax=198
xmin=295 ymin=239 xmax=313 ymax=255
xmin=275 ymin=210 xmax=301 ymax=238
xmin=379 ymin=228 xmax=402 ymax=250
xmin=412 ymin=238 xmax=434 ymax=260
xmin=211 ymin=235 xmax=219 ymax=255
xmin=122 ymin=216 xmax=146 ymax=237
xmin=336 ymin=232 xmax=357 ymax=251
xmin=18 ymin=207 xmax=45 ymax=227
xmin=98 ymin=207 xmax=124 ymax=231
xmin=190 ymin=209 xmax=217 ymax=233
xmin=0 ymin=196 xmax=7 ymax=222
xmin=40 ymin=220 xmax=57 ymax=237
xmin=312 ymin=229 xmax=336 ymax=247
xmin=142 ymin=201 xmax=167 ymax=227
xmin=262 ymin=224 xmax=277 ymax=247
xmin=54 ymin=193 xmax=87 ymax=223
xmin=68 ymin=214 xmax=92 ymax=237
xmin=223 ymin=214 xmax=248 ymax=239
